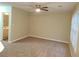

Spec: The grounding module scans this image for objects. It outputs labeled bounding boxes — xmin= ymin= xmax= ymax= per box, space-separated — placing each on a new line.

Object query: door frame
xmin=2 ymin=12 xmax=12 ymax=42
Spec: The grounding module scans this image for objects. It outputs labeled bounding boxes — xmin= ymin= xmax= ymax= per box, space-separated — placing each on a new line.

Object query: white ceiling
xmin=1 ymin=2 xmax=78 ymax=13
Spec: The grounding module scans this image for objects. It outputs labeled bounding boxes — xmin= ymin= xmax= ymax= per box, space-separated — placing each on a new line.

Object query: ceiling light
xmin=4 ymin=12 xmax=9 ymax=15
xmin=35 ymin=8 xmax=41 ymax=12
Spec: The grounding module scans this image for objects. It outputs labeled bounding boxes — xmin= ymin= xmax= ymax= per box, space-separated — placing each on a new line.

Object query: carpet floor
xmin=0 ymin=37 xmax=71 ymax=57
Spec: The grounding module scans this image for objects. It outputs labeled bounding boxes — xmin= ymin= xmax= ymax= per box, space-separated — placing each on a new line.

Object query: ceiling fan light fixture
xmin=35 ymin=8 xmax=41 ymax=12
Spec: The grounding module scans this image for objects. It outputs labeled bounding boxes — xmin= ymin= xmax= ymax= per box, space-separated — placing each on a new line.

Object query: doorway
xmin=3 ymin=12 xmax=9 ymax=41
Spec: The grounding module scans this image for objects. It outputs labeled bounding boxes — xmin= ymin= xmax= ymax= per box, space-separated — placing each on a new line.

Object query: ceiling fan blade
xmin=42 ymin=7 xmax=48 ymax=8
xmin=41 ymin=8 xmax=48 ymax=11
xmin=35 ymin=5 xmax=41 ymax=8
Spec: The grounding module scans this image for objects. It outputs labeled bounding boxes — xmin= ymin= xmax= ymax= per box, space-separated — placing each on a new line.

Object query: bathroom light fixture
xmin=35 ymin=8 xmax=41 ymax=12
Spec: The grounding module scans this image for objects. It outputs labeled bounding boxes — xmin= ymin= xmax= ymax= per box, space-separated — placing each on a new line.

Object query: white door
xmin=0 ymin=13 xmax=5 ymax=53
xmin=0 ymin=13 xmax=3 ymax=41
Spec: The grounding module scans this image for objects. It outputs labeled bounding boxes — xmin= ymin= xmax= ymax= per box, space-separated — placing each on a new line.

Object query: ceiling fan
xmin=35 ymin=5 xmax=48 ymax=12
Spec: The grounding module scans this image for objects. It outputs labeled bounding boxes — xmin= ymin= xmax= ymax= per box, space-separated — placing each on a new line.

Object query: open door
xmin=3 ymin=12 xmax=9 ymax=41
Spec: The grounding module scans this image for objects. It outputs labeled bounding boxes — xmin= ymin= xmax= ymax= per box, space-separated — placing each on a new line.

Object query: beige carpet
xmin=0 ymin=37 xmax=71 ymax=57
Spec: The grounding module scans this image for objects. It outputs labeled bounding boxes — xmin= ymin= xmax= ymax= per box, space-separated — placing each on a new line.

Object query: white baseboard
xmin=8 ymin=35 xmax=28 ymax=43
xmin=8 ymin=34 xmax=70 ymax=44
xmin=28 ymin=35 xmax=70 ymax=44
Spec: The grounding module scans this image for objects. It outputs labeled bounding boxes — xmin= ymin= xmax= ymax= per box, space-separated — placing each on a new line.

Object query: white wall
xmin=10 ymin=7 xmax=29 ymax=42
xmin=29 ymin=12 xmax=72 ymax=43
xmin=0 ymin=13 xmax=3 ymax=41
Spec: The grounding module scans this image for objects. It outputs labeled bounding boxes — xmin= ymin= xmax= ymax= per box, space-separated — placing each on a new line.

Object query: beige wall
xmin=10 ymin=7 xmax=29 ymax=42
xmin=29 ymin=13 xmax=72 ymax=43
xmin=10 ymin=7 xmax=72 ymax=44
